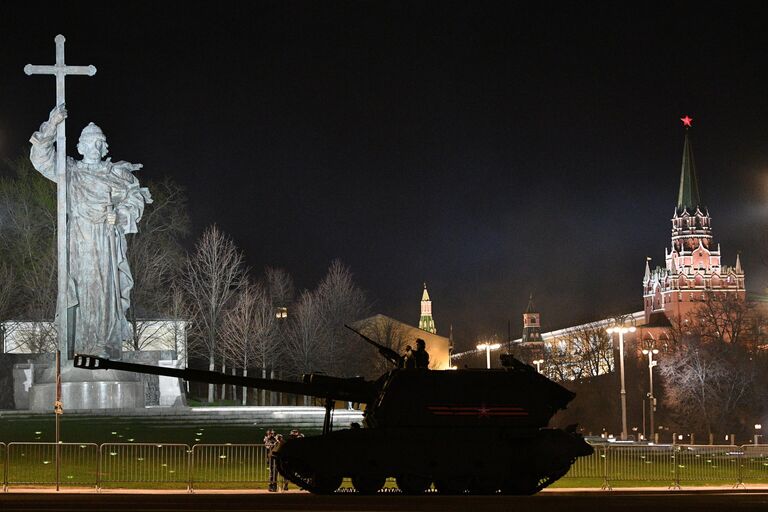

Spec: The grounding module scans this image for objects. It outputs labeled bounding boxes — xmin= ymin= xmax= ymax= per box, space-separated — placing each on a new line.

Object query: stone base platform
xmin=28 ymin=363 xmax=144 ymax=411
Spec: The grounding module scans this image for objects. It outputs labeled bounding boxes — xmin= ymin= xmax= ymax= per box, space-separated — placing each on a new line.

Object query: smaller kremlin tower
xmin=521 ymin=293 xmax=543 ymax=342
xmin=419 ymin=283 xmax=437 ymax=334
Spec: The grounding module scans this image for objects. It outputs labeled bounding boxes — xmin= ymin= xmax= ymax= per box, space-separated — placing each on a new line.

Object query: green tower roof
xmin=525 ymin=293 xmax=536 ymax=313
xmin=677 ymin=130 xmax=701 ymax=211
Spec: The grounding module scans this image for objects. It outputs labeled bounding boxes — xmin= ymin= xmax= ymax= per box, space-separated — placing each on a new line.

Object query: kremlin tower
xmin=521 ymin=294 xmax=543 ymax=342
xmin=419 ymin=283 xmax=437 ymax=334
xmin=642 ymin=117 xmax=745 ymax=324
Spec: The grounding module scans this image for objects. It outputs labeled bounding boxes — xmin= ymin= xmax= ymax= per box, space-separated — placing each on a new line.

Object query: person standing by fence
xmin=263 ymin=429 xmax=278 ymax=492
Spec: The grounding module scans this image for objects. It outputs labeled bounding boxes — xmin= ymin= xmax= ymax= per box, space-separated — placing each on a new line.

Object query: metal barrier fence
xmin=675 ymin=445 xmax=740 ymax=484
xmin=190 ymin=444 xmax=269 ymax=490
xmin=563 ymin=444 xmax=606 ymax=480
xmin=740 ymin=445 xmax=768 ymax=484
xmin=6 ymin=442 xmax=99 ymax=488
xmin=561 ymin=444 xmax=768 ymax=488
xmin=0 ymin=442 xmax=767 ymax=491
xmin=99 ymin=443 xmax=190 ymax=489
xmin=607 ymin=445 xmax=675 ymax=484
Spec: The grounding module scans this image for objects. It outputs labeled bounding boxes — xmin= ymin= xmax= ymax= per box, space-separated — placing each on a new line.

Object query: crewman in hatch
xmin=411 ymin=338 xmax=430 ymax=369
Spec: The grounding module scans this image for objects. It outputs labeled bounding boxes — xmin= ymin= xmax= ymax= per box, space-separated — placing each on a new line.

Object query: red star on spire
xmin=680 ymin=115 xmax=693 ymax=128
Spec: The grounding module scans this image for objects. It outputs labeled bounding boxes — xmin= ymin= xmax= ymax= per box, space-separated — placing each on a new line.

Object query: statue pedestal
xmin=28 ymin=362 xmax=145 ymax=411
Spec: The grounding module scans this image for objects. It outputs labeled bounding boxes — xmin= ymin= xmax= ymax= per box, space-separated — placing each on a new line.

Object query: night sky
xmin=1 ymin=2 xmax=767 ymax=351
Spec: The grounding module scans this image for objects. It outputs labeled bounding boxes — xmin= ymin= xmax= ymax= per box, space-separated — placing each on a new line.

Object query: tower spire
xmin=419 ymin=283 xmax=436 ymax=334
xmin=521 ymin=293 xmax=542 ymax=343
xmin=677 ymin=118 xmax=701 ymax=211
xmin=525 ymin=292 xmax=535 ymax=313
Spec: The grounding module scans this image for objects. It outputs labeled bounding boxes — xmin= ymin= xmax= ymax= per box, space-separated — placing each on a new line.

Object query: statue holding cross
xmin=26 ymin=35 xmax=152 ymax=361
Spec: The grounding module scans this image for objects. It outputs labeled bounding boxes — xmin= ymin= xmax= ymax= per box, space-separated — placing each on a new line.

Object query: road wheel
xmin=352 ymin=474 xmax=386 ymax=494
xmin=396 ymin=474 xmax=431 ymax=495
xmin=501 ymin=475 xmax=539 ymax=495
xmin=312 ymin=473 xmax=342 ymax=494
xmin=469 ymin=478 xmax=501 ymax=495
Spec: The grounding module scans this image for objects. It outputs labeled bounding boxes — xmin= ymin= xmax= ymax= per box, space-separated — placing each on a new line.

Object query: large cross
xmin=25 ymin=35 xmax=97 ymax=358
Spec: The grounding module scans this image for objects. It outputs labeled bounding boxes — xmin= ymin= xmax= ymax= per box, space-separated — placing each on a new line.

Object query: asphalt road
xmin=1 ymin=491 xmax=768 ymax=512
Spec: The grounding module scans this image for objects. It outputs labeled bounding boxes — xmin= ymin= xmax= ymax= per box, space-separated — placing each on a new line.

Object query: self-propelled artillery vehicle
xmin=73 ymin=326 xmax=592 ymax=495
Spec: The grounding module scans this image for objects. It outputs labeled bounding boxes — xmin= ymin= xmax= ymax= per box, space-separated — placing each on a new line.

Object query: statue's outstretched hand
xmin=48 ymin=104 xmax=67 ymax=126
xmin=39 ymin=105 xmax=67 ymax=138
xmin=113 ymin=161 xmax=143 ymax=173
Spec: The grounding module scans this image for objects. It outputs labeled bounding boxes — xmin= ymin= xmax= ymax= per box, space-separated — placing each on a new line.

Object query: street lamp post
xmin=642 ymin=347 xmax=659 ymax=441
xmin=607 ymin=320 xmax=636 ymax=441
xmin=532 ymin=359 xmax=544 ymax=373
xmin=755 ymin=424 xmax=762 ymax=445
xmin=476 ymin=342 xmax=501 ymax=369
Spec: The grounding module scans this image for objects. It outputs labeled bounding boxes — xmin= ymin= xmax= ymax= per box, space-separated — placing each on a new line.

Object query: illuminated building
xmin=642 ymin=118 xmax=745 ymax=325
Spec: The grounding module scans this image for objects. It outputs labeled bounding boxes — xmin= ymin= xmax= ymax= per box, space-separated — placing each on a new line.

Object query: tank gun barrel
xmin=344 ymin=324 xmax=403 ymax=368
xmin=73 ymin=354 xmax=376 ymax=403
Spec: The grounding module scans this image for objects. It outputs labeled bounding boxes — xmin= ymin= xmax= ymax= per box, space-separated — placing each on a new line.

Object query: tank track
xmin=526 ymin=461 xmax=574 ymax=495
xmin=277 ymin=456 xmax=576 ymax=495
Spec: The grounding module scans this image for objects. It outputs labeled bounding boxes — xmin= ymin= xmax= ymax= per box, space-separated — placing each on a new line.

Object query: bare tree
xmin=264 ymin=267 xmax=295 ymax=312
xmin=0 ymin=158 xmax=57 ymax=328
xmin=122 ymin=289 xmax=191 ymax=355
xmin=0 ymin=160 xmax=60 ymax=359
xmin=125 ymin=242 xmax=177 ymax=350
xmin=541 ymin=342 xmax=575 ymax=382
xmin=125 ymin=179 xmax=190 ymax=351
xmin=220 ymin=283 xmax=279 ymax=405
xmin=254 ymin=267 xmax=295 ymax=403
xmin=692 ymin=292 xmax=760 ymax=348
xmin=166 ymin=281 xmax=192 ymax=363
xmin=183 ymin=225 xmax=246 ymax=402
xmin=1 ymin=319 xmax=57 ymax=354
xmin=659 ymin=337 xmax=756 ymax=437
xmin=283 ymin=290 xmax=325 ymax=380
xmin=0 ymin=264 xmax=14 ymax=321
xmin=314 ymin=260 xmax=369 ymax=376
xmin=659 ymin=294 xmax=763 ymax=438
xmin=565 ymin=322 xmax=614 ymax=378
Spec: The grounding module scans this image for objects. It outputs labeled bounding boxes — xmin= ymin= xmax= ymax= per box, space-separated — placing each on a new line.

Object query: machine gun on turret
xmin=344 ymin=324 xmax=404 ymax=367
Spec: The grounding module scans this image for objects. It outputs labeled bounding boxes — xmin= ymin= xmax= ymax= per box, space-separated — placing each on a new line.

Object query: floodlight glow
xmin=476 ymin=341 xmax=501 ymax=369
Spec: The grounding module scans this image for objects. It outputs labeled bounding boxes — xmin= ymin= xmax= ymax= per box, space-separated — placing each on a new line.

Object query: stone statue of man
xmin=30 ymin=105 xmax=152 ymax=359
